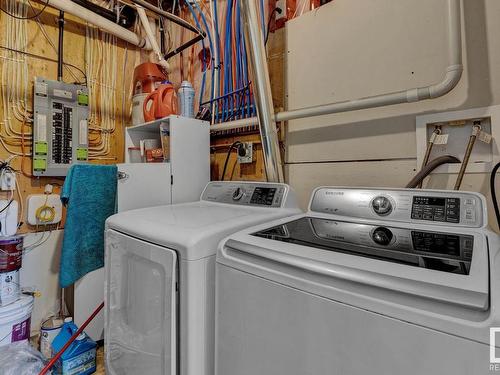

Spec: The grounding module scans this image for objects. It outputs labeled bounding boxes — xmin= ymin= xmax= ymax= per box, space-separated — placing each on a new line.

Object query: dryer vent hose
xmin=406 ymin=155 xmax=461 ymax=188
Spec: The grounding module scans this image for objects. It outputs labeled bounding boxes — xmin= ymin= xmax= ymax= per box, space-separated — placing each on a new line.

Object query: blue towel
xmin=59 ymin=164 xmax=117 ymax=288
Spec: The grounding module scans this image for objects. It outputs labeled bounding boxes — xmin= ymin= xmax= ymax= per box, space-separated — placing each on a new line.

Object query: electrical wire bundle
xmin=85 ymin=13 xmax=121 ymax=161
xmin=0 ymin=0 xmax=33 ymax=159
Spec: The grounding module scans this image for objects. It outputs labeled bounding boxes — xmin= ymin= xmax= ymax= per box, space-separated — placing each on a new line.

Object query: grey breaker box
xmin=33 ymin=77 xmax=89 ymax=176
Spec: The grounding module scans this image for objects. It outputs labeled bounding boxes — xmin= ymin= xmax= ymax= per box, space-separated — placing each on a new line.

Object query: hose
xmin=417 ymin=126 xmax=441 ymax=188
xmin=406 ymin=155 xmax=461 ymax=188
xmin=454 ymin=123 xmax=481 ymax=190
xmin=490 ymin=161 xmax=500 ymax=229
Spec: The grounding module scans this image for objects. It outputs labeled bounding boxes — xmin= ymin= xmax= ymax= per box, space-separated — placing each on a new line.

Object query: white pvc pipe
xmin=211 ymin=0 xmax=462 ymax=132
xmin=34 ymin=0 xmax=151 ymax=50
xmin=136 ymin=6 xmax=169 ymax=70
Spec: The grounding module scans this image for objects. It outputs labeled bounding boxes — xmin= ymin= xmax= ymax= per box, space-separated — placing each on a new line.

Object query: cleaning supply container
xmin=0 ymin=236 xmax=23 ymax=272
xmin=52 ymin=317 xmax=97 ymax=375
xmin=0 ymin=295 xmax=34 ymax=347
xmin=143 ymin=81 xmax=178 ymax=122
xmin=40 ymin=316 xmax=64 ymax=359
xmin=178 ymin=80 xmax=195 ymax=118
xmin=0 ymin=269 xmax=20 ymax=306
xmin=132 ymin=93 xmax=149 ymax=125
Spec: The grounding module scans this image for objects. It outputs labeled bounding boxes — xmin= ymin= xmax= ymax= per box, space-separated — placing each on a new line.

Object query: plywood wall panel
xmin=0 ymin=4 xmax=135 ymax=233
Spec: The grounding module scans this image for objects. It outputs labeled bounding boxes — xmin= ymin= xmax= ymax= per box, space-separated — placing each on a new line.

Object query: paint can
xmin=0 ymin=295 xmax=33 ymax=347
xmin=40 ymin=316 xmax=64 ymax=359
xmin=0 ymin=235 xmax=23 ymax=273
xmin=0 ymin=269 xmax=20 ymax=306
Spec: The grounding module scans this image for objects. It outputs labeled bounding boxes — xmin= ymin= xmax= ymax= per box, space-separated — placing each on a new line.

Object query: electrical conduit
xmin=136 ymin=6 xmax=169 ymax=71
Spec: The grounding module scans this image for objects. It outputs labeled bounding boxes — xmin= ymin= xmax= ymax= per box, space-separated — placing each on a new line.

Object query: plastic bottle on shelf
xmin=178 ymin=81 xmax=195 ymax=118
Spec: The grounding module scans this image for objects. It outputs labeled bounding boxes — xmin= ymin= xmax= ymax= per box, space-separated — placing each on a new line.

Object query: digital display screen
xmin=250 ymin=187 xmax=276 ymax=205
xmin=413 ymin=196 xmax=446 ymax=207
xmin=411 ymin=232 xmax=465 ymax=257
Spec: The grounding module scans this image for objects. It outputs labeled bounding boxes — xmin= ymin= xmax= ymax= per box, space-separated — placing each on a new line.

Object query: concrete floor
xmin=30 ymin=336 xmax=105 ymax=374
xmin=96 ymin=346 xmax=105 ymax=374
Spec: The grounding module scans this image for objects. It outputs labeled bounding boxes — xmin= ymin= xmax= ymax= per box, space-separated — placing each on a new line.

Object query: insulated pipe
xmin=211 ymin=0 xmax=463 ymax=132
xmin=136 ymin=6 xmax=169 ymax=71
xmin=241 ymin=0 xmax=284 ymax=183
xmin=32 ymin=0 xmax=151 ymax=49
xmin=130 ymin=0 xmax=202 ymax=35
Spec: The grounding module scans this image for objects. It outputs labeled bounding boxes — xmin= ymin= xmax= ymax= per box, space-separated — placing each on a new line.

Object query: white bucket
xmin=40 ymin=316 xmax=64 ymax=359
xmin=0 ymin=269 xmax=20 ymax=306
xmin=0 ymin=295 xmax=34 ymax=347
xmin=132 ymin=93 xmax=148 ymax=125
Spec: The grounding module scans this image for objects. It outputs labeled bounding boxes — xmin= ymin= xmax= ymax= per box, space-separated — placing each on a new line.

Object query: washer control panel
xmin=411 ymin=196 xmax=460 ymax=223
xmin=310 ymin=187 xmax=485 ymax=228
xmin=201 ymin=182 xmax=288 ymax=207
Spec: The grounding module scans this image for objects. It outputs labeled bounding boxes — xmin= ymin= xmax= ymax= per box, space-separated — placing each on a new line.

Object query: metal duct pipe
xmin=241 ymin=0 xmax=284 ymax=182
xmin=33 ymin=0 xmax=151 ymax=49
xmin=211 ymin=0 xmax=462 ymax=132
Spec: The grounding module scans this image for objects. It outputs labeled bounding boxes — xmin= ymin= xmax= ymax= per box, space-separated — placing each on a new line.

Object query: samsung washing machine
xmin=216 ymin=187 xmax=500 ymax=375
xmin=104 ymin=181 xmax=301 ymax=375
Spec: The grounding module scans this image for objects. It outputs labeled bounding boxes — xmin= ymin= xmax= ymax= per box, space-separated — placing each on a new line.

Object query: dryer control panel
xmin=309 ymin=187 xmax=486 ymax=228
xmin=201 ymin=182 xmax=289 ymax=208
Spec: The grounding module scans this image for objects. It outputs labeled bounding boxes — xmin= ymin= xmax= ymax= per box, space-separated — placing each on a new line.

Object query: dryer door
xmin=105 ymin=229 xmax=177 ymax=375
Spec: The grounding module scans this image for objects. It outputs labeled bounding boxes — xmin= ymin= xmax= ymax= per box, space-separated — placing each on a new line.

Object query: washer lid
xmin=106 ymin=201 xmax=301 ymax=260
xmin=218 ymin=216 xmax=490 ymax=312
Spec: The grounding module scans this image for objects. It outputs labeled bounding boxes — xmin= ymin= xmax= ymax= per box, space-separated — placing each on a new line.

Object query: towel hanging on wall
xmin=59 ymin=164 xmax=117 ymax=288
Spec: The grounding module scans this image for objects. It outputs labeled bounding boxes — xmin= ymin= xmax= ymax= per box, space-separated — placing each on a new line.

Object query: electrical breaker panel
xmin=32 ymin=77 xmax=89 ymax=176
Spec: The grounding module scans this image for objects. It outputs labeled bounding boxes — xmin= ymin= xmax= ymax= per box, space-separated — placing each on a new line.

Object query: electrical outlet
xmin=1 ymin=171 xmax=16 ymax=191
xmin=237 ymin=142 xmax=253 ymax=164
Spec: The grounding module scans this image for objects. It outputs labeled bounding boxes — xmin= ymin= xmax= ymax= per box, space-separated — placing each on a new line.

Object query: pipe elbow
xmin=428 ymin=64 xmax=463 ymax=98
xmin=142 ymin=38 xmax=152 ymax=50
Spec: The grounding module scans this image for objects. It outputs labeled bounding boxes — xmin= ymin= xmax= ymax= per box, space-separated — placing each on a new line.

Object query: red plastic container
xmin=0 ymin=236 xmax=23 ymax=272
xmin=143 ymin=82 xmax=178 ymax=122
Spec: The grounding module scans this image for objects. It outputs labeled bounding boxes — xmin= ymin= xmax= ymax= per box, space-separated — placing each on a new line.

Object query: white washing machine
xmin=104 ymin=181 xmax=301 ymax=375
xmin=216 ymin=187 xmax=500 ymax=375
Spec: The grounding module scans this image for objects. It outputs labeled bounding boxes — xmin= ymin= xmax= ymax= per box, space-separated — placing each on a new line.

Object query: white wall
xmin=20 ymin=230 xmax=63 ymax=333
xmin=285 ymin=0 xmax=500 ymax=230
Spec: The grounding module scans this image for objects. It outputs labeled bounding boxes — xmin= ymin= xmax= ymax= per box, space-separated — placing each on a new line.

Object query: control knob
xmin=371 ymin=196 xmax=393 ymax=216
xmin=372 ymin=227 xmax=393 ymax=246
xmin=232 ymin=187 xmax=245 ymax=201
